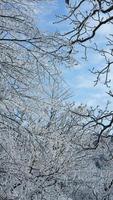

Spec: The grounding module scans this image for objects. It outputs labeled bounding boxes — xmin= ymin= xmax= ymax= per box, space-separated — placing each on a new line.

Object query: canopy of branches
xmin=0 ymin=1 xmax=113 ymax=200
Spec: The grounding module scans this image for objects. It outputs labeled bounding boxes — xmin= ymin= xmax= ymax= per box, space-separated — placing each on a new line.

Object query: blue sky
xmin=37 ymin=0 xmax=113 ymax=108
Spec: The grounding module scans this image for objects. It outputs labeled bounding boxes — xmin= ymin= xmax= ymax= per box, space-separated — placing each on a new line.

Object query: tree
xmin=0 ymin=0 xmax=66 ymax=199
xmin=1 ymin=0 xmax=113 ymax=200
xmin=0 ymin=1 xmax=78 ymax=199
xmin=55 ymin=0 xmax=113 ymax=87
xmin=50 ymin=1 xmax=113 ymax=199
xmin=54 ymin=0 xmax=113 ymax=148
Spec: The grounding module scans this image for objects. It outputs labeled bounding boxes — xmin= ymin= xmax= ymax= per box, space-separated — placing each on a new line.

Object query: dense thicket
xmin=1 ymin=1 xmax=113 ymax=200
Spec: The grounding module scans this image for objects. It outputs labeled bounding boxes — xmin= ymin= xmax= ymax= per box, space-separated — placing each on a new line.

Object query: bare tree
xmin=0 ymin=1 xmax=67 ymax=199
xmin=55 ymin=0 xmax=113 ymax=82
xmin=49 ymin=1 xmax=113 ymax=199
xmin=0 ymin=1 xmax=78 ymax=199
xmin=1 ymin=0 xmax=113 ymax=199
xmin=53 ymin=0 xmax=113 ymax=146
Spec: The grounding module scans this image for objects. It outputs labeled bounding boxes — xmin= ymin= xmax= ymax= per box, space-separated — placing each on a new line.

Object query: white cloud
xmin=76 ymin=77 xmax=93 ymax=89
xmin=97 ymin=23 xmax=113 ymax=36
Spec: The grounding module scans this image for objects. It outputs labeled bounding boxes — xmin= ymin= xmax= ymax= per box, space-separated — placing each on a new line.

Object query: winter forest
xmin=0 ymin=0 xmax=113 ymax=199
